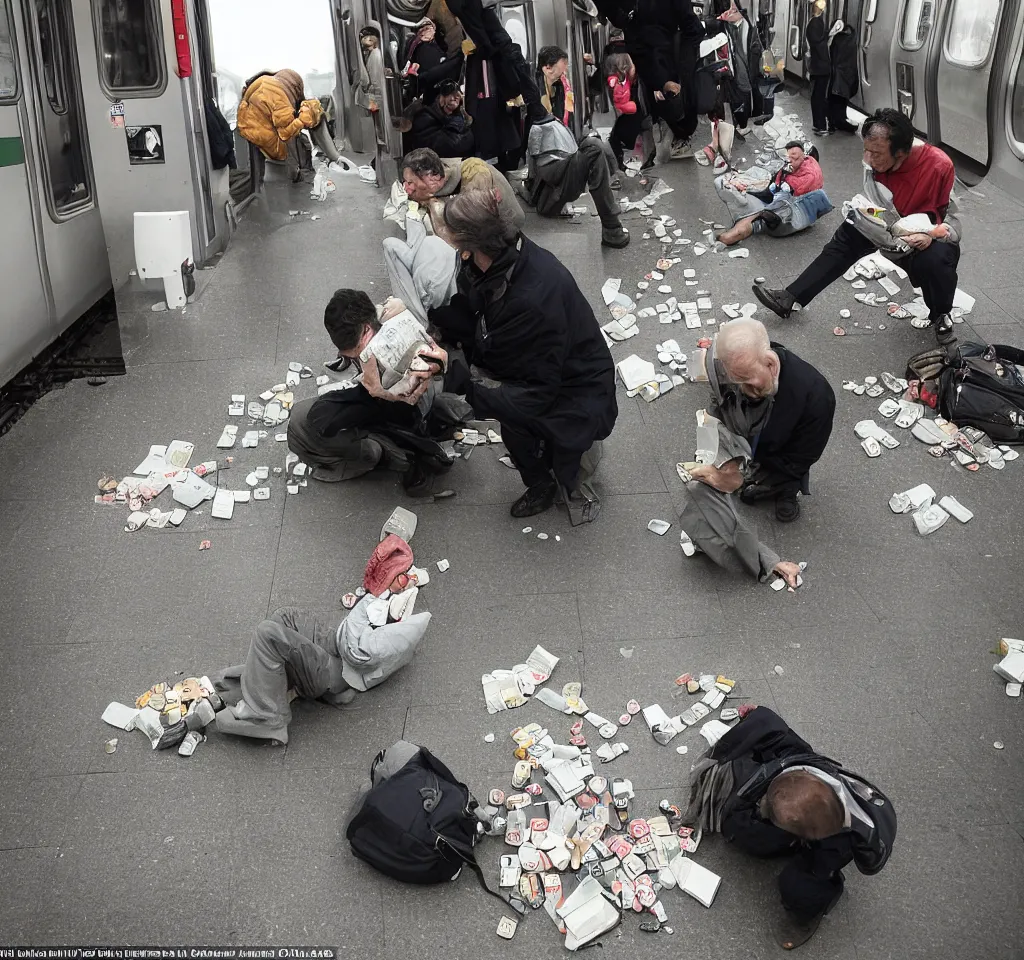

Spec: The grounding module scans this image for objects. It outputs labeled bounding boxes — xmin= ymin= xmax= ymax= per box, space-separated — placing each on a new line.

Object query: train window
xmin=865 ymin=0 xmax=877 ymax=22
xmin=93 ymin=0 xmax=166 ymax=97
xmin=0 ymin=0 xmax=17 ymax=100
xmin=501 ymin=5 xmax=534 ymax=66
xmin=944 ymin=0 xmax=1000 ymax=68
xmin=900 ymin=0 xmax=934 ymax=51
xmin=25 ymin=0 xmax=92 ymax=216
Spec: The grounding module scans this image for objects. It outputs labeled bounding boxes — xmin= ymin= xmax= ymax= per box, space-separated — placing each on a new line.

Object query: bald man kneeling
xmin=691 ymin=318 xmax=835 ymax=523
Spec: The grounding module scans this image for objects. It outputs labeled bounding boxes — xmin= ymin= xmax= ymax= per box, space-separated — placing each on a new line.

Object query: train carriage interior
xmin=1 ymin=0 xmax=1024 ymax=952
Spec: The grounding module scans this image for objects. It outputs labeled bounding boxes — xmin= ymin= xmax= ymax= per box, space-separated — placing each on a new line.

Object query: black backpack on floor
xmin=734 ymin=753 xmax=897 ymax=876
xmin=939 ymin=342 xmax=1024 ymax=443
xmin=347 ymin=742 xmax=483 ymax=884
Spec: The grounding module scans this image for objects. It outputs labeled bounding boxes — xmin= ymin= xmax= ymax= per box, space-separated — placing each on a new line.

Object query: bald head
xmin=764 ymin=771 xmax=845 ymax=840
xmin=715 ymin=319 xmax=779 ymax=399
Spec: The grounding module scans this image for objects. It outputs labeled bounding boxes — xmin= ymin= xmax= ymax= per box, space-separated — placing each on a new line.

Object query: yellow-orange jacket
xmin=237 ymin=75 xmax=323 ymax=161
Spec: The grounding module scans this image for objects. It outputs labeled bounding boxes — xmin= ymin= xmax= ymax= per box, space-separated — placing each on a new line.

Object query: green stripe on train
xmin=0 ymin=136 xmax=25 ymax=166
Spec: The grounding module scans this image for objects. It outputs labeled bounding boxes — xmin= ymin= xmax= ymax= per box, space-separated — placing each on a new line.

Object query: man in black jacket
xmin=687 ymin=706 xmax=867 ymax=949
xmin=405 ymin=80 xmax=475 ymax=158
xmin=690 ymin=318 xmax=835 ymax=522
xmin=408 ymin=190 xmax=618 ymax=523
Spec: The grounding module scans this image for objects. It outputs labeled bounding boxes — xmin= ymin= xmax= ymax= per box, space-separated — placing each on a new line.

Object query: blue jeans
xmin=752 ymin=189 xmax=833 ymax=237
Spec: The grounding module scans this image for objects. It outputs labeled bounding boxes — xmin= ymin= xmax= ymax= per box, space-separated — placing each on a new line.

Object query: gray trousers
xmin=678 ymin=481 xmax=781 ymax=581
xmin=215 ymin=608 xmax=348 ymax=729
xmin=287 ymin=396 xmax=413 ymax=479
xmin=382 ymin=216 xmax=458 ymax=325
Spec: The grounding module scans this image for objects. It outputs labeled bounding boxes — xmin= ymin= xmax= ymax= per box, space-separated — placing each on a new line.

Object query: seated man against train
xmin=237 ymin=69 xmax=344 ymax=181
xmin=753 ymin=108 xmax=962 ymax=345
xmin=287 ymin=289 xmax=467 ymax=494
xmin=520 ymin=105 xmax=631 ymax=249
xmin=214 ymin=538 xmax=430 ymax=745
xmin=403 ymin=79 xmax=476 ymax=159
xmin=535 ymin=45 xmax=619 ymax=182
xmin=715 ymin=141 xmax=833 ymax=247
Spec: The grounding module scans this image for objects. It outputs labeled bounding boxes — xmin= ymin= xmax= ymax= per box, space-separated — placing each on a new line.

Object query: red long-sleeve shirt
xmin=607 ymin=74 xmax=637 ymax=115
xmin=874 ymin=143 xmax=955 ymax=223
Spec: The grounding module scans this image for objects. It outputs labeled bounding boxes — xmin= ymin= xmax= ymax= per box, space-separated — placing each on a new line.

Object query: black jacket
xmin=829 ymin=25 xmax=859 ymax=99
xmin=753 ymin=343 xmax=835 ymax=482
xmin=406 ymin=101 xmax=475 ymax=157
xmin=431 ymin=236 xmax=617 ymax=453
xmin=596 ymin=0 xmax=706 ymax=93
xmin=714 ymin=708 xmax=856 ymax=884
xmin=805 ymin=15 xmax=830 ymax=77
xmin=714 ymin=708 xmax=856 ymax=909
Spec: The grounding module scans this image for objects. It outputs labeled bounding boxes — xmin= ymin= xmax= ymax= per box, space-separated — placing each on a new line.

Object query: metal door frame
xmin=936 ymin=0 xmax=1007 ymax=165
xmin=1003 ymin=0 xmax=1024 ymax=160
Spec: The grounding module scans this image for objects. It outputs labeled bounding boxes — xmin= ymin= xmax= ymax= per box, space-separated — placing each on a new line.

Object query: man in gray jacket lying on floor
xmin=212 ymin=537 xmax=430 ymax=744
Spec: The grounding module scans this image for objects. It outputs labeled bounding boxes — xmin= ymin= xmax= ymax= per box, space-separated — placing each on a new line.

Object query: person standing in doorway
xmin=827 ymin=19 xmax=860 ymax=133
xmin=805 ymin=0 xmax=830 ymax=135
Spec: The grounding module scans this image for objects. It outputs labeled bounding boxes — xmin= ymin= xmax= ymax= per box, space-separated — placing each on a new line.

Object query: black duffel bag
xmin=937 ymin=342 xmax=1024 ymax=443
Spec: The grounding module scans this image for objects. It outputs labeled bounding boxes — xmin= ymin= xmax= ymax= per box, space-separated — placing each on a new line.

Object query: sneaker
xmin=601 ymin=225 xmax=630 ymax=248
xmin=752 ymin=282 xmax=796 ymax=319
xmin=934 ymin=313 xmax=956 ymax=344
xmin=510 ymin=479 xmax=558 ymax=518
xmin=670 ymin=138 xmax=693 ymax=159
xmin=812 ymin=127 xmax=831 ymax=136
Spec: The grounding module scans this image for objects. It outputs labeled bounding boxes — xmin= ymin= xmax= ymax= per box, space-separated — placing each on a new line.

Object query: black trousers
xmin=609 ymin=112 xmax=646 ymax=167
xmin=534 ymin=138 xmax=622 ymax=226
xmin=810 ymin=76 xmax=829 ymax=130
xmin=501 ymin=421 xmax=569 ymax=488
xmin=444 ymin=0 xmax=545 ymax=121
xmin=723 ymin=806 xmax=855 ymax=923
xmin=788 ymin=221 xmax=961 ymax=321
xmin=827 ymin=94 xmax=857 ymax=131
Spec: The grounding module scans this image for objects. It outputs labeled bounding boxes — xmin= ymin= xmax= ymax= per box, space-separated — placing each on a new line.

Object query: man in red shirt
xmin=752 ymin=108 xmax=962 ymax=344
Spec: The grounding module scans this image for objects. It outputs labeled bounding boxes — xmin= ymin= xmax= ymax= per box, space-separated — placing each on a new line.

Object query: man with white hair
xmin=692 ymin=318 xmax=835 ymax=522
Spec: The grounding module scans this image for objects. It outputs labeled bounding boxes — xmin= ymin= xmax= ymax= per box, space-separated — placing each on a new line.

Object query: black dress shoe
xmin=775 ymin=493 xmax=800 ymax=523
xmin=739 ymin=482 xmax=775 ymax=504
xmin=934 ymin=313 xmax=956 ymax=344
xmin=759 ymin=209 xmax=782 ymax=231
xmin=752 ymin=282 xmax=795 ymax=319
xmin=510 ymin=479 xmax=558 ymax=518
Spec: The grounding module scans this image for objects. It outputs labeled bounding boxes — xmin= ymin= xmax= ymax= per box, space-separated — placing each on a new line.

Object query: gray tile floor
xmin=2 ymin=91 xmax=1022 ymax=956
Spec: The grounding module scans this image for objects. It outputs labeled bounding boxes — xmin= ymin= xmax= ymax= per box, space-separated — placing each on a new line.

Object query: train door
xmin=784 ymin=0 xmax=807 ymax=79
xmin=497 ymin=0 xmax=537 ymax=67
xmin=854 ymin=0 xmax=898 ymax=115
xmin=891 ymin=0 xmax=944 ymax=137
xmin=0 ymin=0 xmax=53 ymax=385
xmin=365 ymin=0 xmax=404 ymax=186
xmin=332 ymin=0 xmax=371 ymax=154
xmin=935 ymin=0 xmax=1006 ymax=165
xmin=73 ymin=0 xmax=229 ymax=291
xmin=566 ymin=0 xmax=598 ymax=137
xmin=16 ymin=0 xmax=110 ymax=327
xmin=990 ymin=6 xmax=1024 ymax=196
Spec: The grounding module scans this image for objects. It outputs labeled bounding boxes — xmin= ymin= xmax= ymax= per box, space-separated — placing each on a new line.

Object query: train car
xmin=1 ymin=0 xmax=233 ymax=400
xmin=772 ymin=0 xmax=1024 ymax=197
xmin=0 ymin=0 xmax=112 ymax=389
